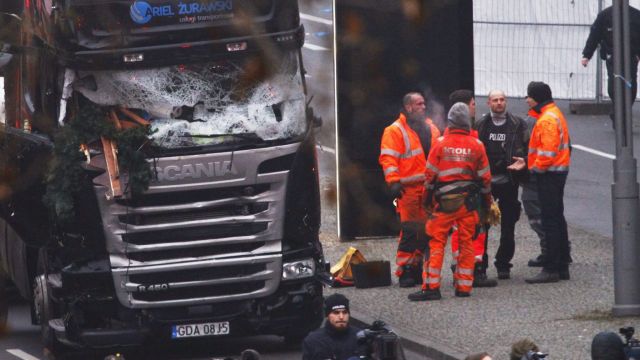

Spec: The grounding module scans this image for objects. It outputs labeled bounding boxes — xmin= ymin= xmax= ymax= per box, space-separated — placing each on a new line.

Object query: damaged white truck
xmin=0 ymin=0 xmax=327 ymax=354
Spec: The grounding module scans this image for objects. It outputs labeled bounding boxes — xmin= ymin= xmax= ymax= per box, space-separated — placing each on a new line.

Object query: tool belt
xmin=437 ymin=193 xmax=467 ymax=213
xmin=435 ymin=181 xmax=481 ymax=213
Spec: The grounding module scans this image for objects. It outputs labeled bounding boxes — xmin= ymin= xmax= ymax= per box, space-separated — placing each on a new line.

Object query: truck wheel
xmin=0 ymin=274 xmax=8 ymax=333
xmin=33 ymin=273 xmax=65 ymax=354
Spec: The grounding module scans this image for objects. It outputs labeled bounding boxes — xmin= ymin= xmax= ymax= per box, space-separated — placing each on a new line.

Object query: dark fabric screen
xmin=337 ymin=0 xmax=474 ymax=239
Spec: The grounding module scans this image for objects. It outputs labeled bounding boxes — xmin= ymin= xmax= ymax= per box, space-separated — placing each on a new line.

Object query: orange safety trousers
xmin=451 ymin=224 xmax=486 ymax=265
xmin=423 ymin=206 xmax=478 ymax=293
xmin=395 ymin=185 xmax=428 ymax=276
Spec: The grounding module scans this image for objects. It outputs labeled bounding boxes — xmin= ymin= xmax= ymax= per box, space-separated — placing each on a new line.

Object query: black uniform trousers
xmin=484 ymin=181 xmax=521 ymax=272
xmin=536 ymin=172 xmax=571 ymax=272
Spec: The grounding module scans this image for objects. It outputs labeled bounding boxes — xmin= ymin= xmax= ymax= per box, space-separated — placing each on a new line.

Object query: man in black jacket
xmin=302 ymin=293 xmax=359 ymax=360
xmin=581 ymin=5 xmax=640 ymax=111
xmin=475 ymin=90 xmax=529 ymax=280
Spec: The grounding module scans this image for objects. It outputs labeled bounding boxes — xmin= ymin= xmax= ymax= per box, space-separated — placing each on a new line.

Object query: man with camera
xmin=591 ymin=327 xmax=640 ymax=360
xmin=302 ymin=293 xmax=360 ymax=360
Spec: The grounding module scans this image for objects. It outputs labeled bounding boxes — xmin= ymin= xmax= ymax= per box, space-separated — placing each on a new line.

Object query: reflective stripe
xmin=529 ymin=219 xmax=542 ymax=225
xmin=452 ymin=250 xmax=459 ymax=257
xmin=528 ymin=148 xmax=536 ymax=154
xmin=400 ymin=148 xmax=423 ymax=159
xmin=392 ymin=122 xmax=412 ymax=158
xmin=438 ymin=181 xmax=475 ymax=194
xmin=559 ymin=143 xmax=571 ymax=150
xmin=457 ymin=279 xmax=473 ymax=286
xmin=426 ymin=278 xmax=440 ymax=284
xmin=474 ymin=255 xmax=483 ymax=261
xmin=532 ymin=165 xmax=569 ymax=173
xmin=477 ymin=166 xmax=490 ymax=177
xmin=548 ymin=166 xmax=569 ymax=172
xmin=536 ymin=149 xmax=557 ymax=157
xmin=384 ymin=166 xmax=399 ymax=175
xmin=457 ymin=268 xmax=474 ymax=275
xmin=439 ymin=167 xmax=473 ymax=177
xmin=380 ymin=148 xmax=401 ymax=157
xmin=427 ymin=267 xmax=441 ymax=275
xmin=400 ymin=174 xmax=426 ymax=184
xmin=546 ymin=111 xmax=569 ymax=153
xmin=427 ymin=162 xmax=439 ymax=173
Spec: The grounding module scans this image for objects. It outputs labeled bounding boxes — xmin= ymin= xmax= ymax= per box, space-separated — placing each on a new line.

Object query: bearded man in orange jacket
xmin=379 ymin=92 xmax=440 ymax=287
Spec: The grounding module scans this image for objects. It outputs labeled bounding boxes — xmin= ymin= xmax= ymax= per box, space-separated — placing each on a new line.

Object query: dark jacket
xmin=582 ymin=6 xmax=640 ymax=60
xmin=475 ymin=111 xmax=529 ymax=184
xmin=302 ymin=323 xmax=360 ymax=360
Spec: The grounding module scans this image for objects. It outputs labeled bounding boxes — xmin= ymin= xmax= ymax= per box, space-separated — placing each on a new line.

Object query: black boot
xmin=525 ymin=270 xmax=560 ymax=284
xmin=408 ymin=288 xmax=442 ymax=301
xmin=399 ymin=265 xmax=416 ymax=288
xmin=454 ymin=290 xmax=471 ymax=297
xmin=473 ymin=263 xmax=497 ymax=287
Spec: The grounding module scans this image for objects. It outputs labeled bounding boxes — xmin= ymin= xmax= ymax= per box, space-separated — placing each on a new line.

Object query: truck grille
xmin=95 ymin=144 xmax=298 ymax=308
xmin=126 ymin=242 xmax=266 ymax=262
xmin=121 ymin=223 xmax=269 ymax=246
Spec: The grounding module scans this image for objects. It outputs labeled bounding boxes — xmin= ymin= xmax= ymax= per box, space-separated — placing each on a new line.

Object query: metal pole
xmin=611 ymin=0 xmax=640 ymax=317
xmin=596 ymin=0 xmax=603 ymax=103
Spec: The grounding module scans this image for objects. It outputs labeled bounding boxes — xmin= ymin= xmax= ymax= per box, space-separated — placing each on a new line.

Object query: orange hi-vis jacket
xmin=379 ymin=114 xmax=440 ymax=186
xmin=424 ymin=128 xmax=492 ymax=207
xmin=528 ymin=102 xmax=571 ymax=173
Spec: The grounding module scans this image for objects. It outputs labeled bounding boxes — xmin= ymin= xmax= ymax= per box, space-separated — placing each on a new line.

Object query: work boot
xmin=497 ymin=270 xmax=510 ymax=280
xmin=525 ymin=270 xmax=560 ymax=284
xmin=473 ymin=264 xmax=497 ymax=287
xmin=454 ymin=290 xmax=471 ymax=297
xmin=527 ymin=254 xmax=547 ymax=267
xmin=408 ymin=288 xmax=442 ymax=301
xmin=559 ymin=268 xmax=570 ymax=281
xmin=398 ymin=265 xmax=416 ymax=288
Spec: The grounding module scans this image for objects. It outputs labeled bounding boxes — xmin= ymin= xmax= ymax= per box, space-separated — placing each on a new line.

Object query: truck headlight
xmin=282 ymin=258 xmax=316 ymax=280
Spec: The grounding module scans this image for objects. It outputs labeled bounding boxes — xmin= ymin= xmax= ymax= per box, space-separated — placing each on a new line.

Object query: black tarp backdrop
xmin=336 ymin=0 xmax=474 ymax=239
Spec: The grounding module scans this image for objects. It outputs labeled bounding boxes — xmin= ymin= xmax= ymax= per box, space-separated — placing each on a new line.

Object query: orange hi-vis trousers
xmin=451 ymin=224 xmax=486 ymax=266
xmin=423 ymin=206 xmax=479 ymax=293
xmin=395 ymin=185 xmax=428 ymax=276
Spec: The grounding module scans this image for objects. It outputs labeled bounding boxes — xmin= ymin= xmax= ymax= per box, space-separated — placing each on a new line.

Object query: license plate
xmin=171 ymin=321 xmax=230 ymax=339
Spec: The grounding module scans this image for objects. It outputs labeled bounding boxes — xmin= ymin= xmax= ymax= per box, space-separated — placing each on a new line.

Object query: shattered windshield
xmin=74 ymin=51 xmax=307 ymax=149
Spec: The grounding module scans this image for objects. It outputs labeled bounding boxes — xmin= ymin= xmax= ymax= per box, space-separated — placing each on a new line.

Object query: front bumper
xmin=52 ymin=279 xmax=323 ymax=348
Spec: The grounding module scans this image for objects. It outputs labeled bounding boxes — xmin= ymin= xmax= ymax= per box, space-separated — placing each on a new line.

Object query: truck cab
xmin=0 ymin=0 xmax=326 ymax=354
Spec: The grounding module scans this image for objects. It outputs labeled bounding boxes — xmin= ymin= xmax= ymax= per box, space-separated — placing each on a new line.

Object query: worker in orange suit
xmin=446 ymin=89 xmax=496 ymax=288
xmin=379 ymin=92 xmax=440 ymax=288
xmin=408 ymin=102 xmax=492 ymax=301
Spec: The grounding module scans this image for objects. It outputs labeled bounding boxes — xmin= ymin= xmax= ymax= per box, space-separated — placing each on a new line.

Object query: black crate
xmin=352 ymin=261 xmax=391 ymax=289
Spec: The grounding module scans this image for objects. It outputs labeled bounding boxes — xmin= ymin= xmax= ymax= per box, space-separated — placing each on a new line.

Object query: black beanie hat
xmin=527 ymin=81 xmax=552 ymax=104
xmin=324 ymin=293 xmax=349 ymax=316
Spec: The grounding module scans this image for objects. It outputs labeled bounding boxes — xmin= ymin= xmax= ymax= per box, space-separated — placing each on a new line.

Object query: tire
xmin=33 ymin=256 xmax=66 ymax=355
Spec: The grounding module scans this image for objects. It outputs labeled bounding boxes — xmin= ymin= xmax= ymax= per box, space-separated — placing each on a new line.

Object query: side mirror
xmin=0 ymin=13 xmax=22 ymax=72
